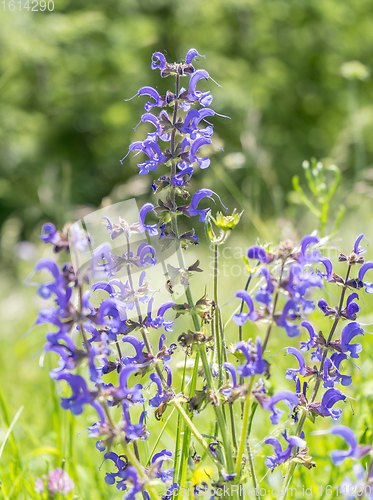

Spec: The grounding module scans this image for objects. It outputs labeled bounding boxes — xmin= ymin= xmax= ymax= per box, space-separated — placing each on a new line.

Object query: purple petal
xmin=300 ymin=235 xmax=319 ymax=256
xmin=359 ymin=261 xmax=373 ymax=282
xmin=330 ymin=425 xmax=357 ymax=465
xmin=151 ymin=52 xmax=167 ymax=71
xmin=224 ymin=362 xmax=237 ymax=388
xmin=186 ymin=48 xmax=205 ymax=65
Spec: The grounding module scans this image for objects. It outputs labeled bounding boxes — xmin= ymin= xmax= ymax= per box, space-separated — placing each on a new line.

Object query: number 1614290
xmin=1 ymin=0 xmax=54 ymax=11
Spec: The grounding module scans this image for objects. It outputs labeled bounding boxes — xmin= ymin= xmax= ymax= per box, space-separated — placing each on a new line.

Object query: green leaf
xmin=292 ymin=175 xmax=321 ymax=218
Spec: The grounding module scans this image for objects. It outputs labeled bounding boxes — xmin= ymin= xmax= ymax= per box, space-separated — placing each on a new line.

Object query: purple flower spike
xmin=264 ymin=432 xmax=306 ymax=471
xmin=185 ymin=48 xmax=205 ymax=65
xmin=138 ymin=203 xmax=159 ymax=236
xmin=257 ymin=390 xmax=299 ymax=425
xmin=284 ymin=347 xmax=308 ymax=381
xmin=330 ymin=426 xmax=372 ymax=465
xmin=233 ymin=290 xmax=259 ymax=326
xmin=354 ymin=234 xmax=367 ymax=255
xmin=339 ymin=322 xmax=364 ymax=358
xmin=188 ymin=189 xmax=227 ymax=222
xmin=247 ymin=245 xmax=274 ymax=264
xmin=358 ymin=262 xmax=373 ymax=293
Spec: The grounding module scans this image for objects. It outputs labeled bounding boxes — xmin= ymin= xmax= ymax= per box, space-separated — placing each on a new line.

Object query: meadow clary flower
xmin=354 ymin=233 xmax=367 ymax=255
xmin=144 ymin=297 xmax=176 ymax=332
xmin=247 ymin=245 xmax=274 ymax=264
xmin=124 ymin=86 xmax=166 ymax=113
xmin=104 ymin=451 xmax=143 ymax=496
xmin=310 ymin=388 xmax=346 ymax=420
xmin=299 ymin=321 xmax=318 ymax=352
xmin=275 ymin=300 xmax=299 ymax=337
xmin=222 ymin=362 xmax=239 ymax=397
xmin=255 ymin=390 xmax=299 ymax=425
xmin=284 ymin=347 xmax=314 ymax=381
xmin=317 ymin=257 xmax=333 ymax=282
xmin=358 ymin=261 xmax=373 ymax=293
xmin=148 ymin=373 xmax=169 ymax=408
xmin=138 ymin=203 xmax=159 ymax=236
xmin=254 ymin=266 xmax=274 ymax=305
xmin=49 ymin=371 xmax=96 ymax=416
xmin=323 ymin=353 xmax=352 ymax=388
xmin=121 ymin=336 xmax=147 ymax=365
xmin=148 ymin=449 xmax=174 ymax=483
xmin=233 ymin=290 xmax=259 ymax=326
xmin=264 ymin=431 xmax=306 ymax=471
xmin=235 ymin=338 xmax=267 ymax=377
xmin=318 ymin=298 xmax=335 ymax=316
xmin=329 ymin=426 xmax=372 ymax=465
xmin=188 ymin=189 xmax=227 ymax=222
xmin=122 ymin=401 xmax=149 ymax=442
xmin=341 ymin=293 xmax=360 ymax=320
xmin=337 ymin=322 xmax=364 ymax=358
xmin=115 ymin=365 xmax=143 ymax=403
xmin=296 ymin=234 xmax=320 ymax=265
xmin=39 ymin=222 xmax=58 ymax=244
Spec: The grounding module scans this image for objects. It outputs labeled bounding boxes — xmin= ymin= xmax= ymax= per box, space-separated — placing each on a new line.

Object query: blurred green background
xmin=1 ymin=0 xmax=373 ymax=498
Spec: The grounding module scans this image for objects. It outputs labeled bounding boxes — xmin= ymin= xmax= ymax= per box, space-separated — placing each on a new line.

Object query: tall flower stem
xmin=213 ymin=243 xmax=235 ymax=443
xmin=280 ymin=264 xmax=352 ymax=499
xmin=198 ymin=346 xmax=236 ymax=479
xmin=171 ymin=399 xmax=222 ymax=468
xmin=235 ymin=376 xmax=256 ymax=478
xmin=167 ymin=71 xmax=203 ymax=487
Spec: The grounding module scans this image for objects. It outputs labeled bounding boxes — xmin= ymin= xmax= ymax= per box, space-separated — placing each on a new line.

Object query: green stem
xmin=171 ymin=400 xmax=222 ymax=468
xmin=178 ymin=352 xmax=199 ymax=487
xmin=199 ymin=347 xmax=235 ymax=474
xmin=235 ymin=376 xmax=255 ymax=478
xmin=246 ymin=402 xmax=259 ymax=489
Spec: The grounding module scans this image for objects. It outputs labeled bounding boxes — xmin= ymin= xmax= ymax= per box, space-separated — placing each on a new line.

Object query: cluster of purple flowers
xmin=31 ymin=47 xmax=373 ymax=500
xmin=226 ymin=233 xmax=373 ymax=489
xmin=31 ymin=49 xmax=234 ymax=499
